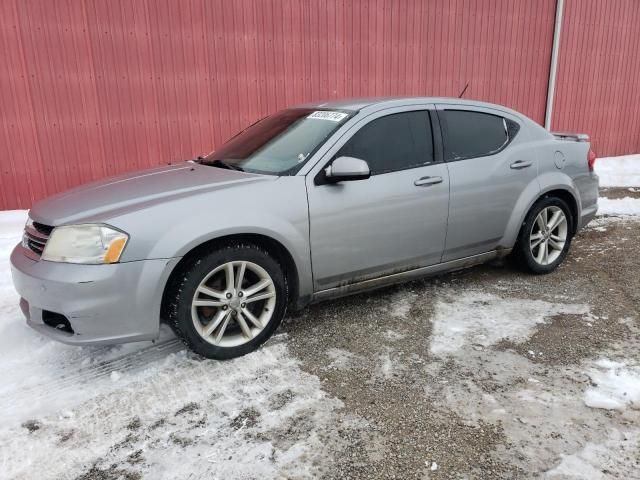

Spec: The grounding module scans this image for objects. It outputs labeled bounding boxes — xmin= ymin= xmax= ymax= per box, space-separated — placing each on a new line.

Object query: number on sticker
xmin=307 ymin=111 xmax=348 ymax=122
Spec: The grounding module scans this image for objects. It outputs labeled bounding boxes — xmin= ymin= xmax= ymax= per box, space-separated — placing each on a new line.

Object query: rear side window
xmin=337 ymin=111 xmax=434 ymax=175
xmin=440 ymin=110 xmax=519 ymax=161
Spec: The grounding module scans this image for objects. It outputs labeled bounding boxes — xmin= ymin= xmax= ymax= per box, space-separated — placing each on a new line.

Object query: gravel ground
xmin=4 ymin=188 xmax=639 ymax=479
xmin=282 ymin=187 xmax=640 ymax=479
xmin=599 ymin=187 xmax=640 ymax=199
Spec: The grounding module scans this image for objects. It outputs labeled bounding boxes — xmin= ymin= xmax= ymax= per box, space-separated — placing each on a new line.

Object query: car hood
xmin=29 ymin=162 xmax=270 ymax=225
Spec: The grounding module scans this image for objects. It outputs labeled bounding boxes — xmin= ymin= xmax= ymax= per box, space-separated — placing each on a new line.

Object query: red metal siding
xmin=552 ymin=0 xmax=640 ymax=156
xmin=2 ymin=0 xmax=558 ymax=210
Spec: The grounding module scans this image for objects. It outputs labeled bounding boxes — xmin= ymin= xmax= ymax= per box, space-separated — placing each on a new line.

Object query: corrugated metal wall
xmin=551 ymin=0 xmax=640 ymax=156
xmin=1 ymin=0 xmax=635 ymax=210
xmin=0 ymin=0 xmax=556 ymax=209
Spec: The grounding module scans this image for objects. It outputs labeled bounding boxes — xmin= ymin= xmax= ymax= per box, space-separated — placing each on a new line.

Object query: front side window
xmin=440 ymin=110 xmax=519 ymax=161
xmin=202 ymin=109 xmax=351 ymax=175
xmin=337 ymin=111 xmax=434 ymax=175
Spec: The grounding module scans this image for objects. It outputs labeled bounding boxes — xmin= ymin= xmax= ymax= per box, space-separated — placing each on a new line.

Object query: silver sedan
xmin=11 ymin=97 xmax=599 ymax=359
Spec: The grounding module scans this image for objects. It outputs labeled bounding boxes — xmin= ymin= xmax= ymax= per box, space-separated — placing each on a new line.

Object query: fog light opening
xmin=42 ymin=311 xmax=74 ymax=334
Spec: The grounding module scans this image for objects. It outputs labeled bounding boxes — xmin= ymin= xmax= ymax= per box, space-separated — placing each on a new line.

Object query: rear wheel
xmin=514 ymin=196 xmax=573 ymax=274
xmin=165 ymin=242 xmax=288 ymax=359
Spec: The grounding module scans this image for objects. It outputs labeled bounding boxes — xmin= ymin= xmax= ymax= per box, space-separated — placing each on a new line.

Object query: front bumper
xmin=10 ymin=245 xmax=180 ymax=345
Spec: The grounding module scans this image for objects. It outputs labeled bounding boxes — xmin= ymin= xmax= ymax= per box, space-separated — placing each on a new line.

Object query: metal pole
xmin=545 ymin=0 xmax=565 ymax=130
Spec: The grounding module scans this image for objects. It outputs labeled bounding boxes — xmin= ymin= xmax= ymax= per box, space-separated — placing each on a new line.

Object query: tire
xmin=164 ymin=242 xmax=288 ymax=359
xmin=513 ymin=196 xmax=574 ymax=274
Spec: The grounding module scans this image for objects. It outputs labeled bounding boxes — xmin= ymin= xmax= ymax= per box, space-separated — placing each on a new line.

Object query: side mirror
xmin=324 ymin=156 xmax=371 ymax=183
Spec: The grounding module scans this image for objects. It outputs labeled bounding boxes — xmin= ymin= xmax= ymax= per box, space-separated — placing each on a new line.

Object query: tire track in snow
xmin=0 ymin=338 xmax=183 ymax=421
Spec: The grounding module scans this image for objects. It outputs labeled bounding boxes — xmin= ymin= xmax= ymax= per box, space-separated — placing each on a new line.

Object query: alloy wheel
xmin=191 ymin=261 xmax=276 ymax=347
xmin=529 ymin=206 xmax=568 ymax=266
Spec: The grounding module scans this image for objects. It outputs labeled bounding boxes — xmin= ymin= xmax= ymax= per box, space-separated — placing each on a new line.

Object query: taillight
xmin=587 ymin=148 xmax=597 ymax=172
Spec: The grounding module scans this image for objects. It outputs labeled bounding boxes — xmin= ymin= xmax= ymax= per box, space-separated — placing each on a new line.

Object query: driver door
xmin=305 ymin=107 xmax=450 ymax=291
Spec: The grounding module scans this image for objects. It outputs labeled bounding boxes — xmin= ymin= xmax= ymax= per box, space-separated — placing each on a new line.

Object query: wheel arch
xmin=510 ymin=187 xmax=579 ymax=249
xmin=502 ymin=180 xmax=581 ymax=250
xmin=511 ymin=189 xmax=576 ymax=274
xmin=160 ymin=233 xmax=303 ymax=322
xmin=539 ymin=188 xmax=579 ymax=235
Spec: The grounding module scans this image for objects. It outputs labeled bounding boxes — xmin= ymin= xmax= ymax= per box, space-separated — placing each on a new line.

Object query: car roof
xmin=295 ymin=96 xmax=514 ymax=113
xmin=294 ymin=96 xmax=548 ymax=139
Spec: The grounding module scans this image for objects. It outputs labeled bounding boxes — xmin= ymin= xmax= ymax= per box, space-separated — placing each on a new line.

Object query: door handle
xmin=414 ymin=176 xmax=443 ymax=186
xmin=510 ymin=160 xmax=532 ymax=169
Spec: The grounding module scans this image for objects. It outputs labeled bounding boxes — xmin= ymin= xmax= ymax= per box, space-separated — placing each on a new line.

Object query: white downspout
xmin=545 ymin=0 xmax=565 ymax=130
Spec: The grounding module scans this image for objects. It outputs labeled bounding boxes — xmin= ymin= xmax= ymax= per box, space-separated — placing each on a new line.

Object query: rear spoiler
xmin=552 ymin=132 xmax=590 ymax=142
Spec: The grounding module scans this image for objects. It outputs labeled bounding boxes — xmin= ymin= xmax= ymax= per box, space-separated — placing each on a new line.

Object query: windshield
xmin=201 ymin=108 xmax=351 ymax=175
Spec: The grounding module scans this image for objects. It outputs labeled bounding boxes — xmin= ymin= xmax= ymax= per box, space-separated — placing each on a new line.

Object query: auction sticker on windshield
xmin=307 ymin=111 xmax=349 ymax=122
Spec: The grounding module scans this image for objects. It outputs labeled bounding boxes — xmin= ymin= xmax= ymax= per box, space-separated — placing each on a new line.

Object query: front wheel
xmin=165 ymin=242 xmax=288 ymax=359
xmin=513 ymin=196 xmax=573 ymax=274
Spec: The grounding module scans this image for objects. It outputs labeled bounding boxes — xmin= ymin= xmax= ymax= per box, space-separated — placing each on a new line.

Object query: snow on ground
xmin=372 ymin=349 xmax=405 ymax=382
xmin=0 ymin=209 xmax=181 ymax=423
xmin=426 ymin=289 xmax=640 ymax=477
xmin=597 ymin=196 xmax=640 ymax=216
xmin=595 ymin=154 xmax=640 ymax=216
xmin=0 ymin=211 xmax=346 ymax=479
xmin=595 ymin=154 xmax=640 ymax=187
xmin=325 ymin=347 xmax=361 ymax=371
xmin=584 ymin=359 xmax=640 ymax=411
xmin=388 ymin=290 xmax=418 ymax=318
xmin=0 ymin=210 xmax=28 ymax=320
xmin=429 ymin=291 xmax=589 ymax=355
xmin=2 ymin=342 xmax=345 ymax=480
xmin=545 ymin=430 xmax=640 ymax=480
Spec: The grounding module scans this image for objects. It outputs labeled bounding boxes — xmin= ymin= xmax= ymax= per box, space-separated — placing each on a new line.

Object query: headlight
xmin=41 ymin=224 xmax=129 ymax=264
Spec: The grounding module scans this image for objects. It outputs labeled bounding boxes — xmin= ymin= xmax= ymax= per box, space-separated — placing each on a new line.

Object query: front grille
xmin=33 ymin=222 xmax=54 ymax=236
xmin=23 ymin=221 xmax=53 ymax=258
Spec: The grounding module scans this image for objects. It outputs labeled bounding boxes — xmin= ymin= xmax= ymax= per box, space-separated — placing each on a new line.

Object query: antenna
xmin=458 ymin=82 xmax=470 ymax=98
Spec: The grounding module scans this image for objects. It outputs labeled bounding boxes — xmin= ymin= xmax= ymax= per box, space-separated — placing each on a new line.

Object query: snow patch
xmin=388 ymin=291 xmax=417 ymax=318
xmin=0 ymin=210 xmax=28 ymax=238
xmin=383 ymin=330 xmax=406 ymax=342
xmin=373 ymin=350 xmax=405 ymax=381
xmin=595 ymin=154 xmax=640 ymax=187
xmin=325 ymin=347 xmax=359 ymax=371
xmin=597 ymin=197 xmax=640 ymax=216
xmin=2 ymin=344 xmax=346 ymax=479
xmin=545 ymin=430 xmax=640 ymax=479
xmin=0 ymin=210 xmax=27 ymax=321
xmin=430 ymin=292 xmax=589 ymax=355
xmin=584 ymin=359 xmax=640 ymax=411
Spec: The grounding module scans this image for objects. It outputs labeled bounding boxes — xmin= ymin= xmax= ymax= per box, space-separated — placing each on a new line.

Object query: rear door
xmin=306 ymin=107 xmax=450 ymax=291
xmin=436 ymin=105 xmax=539 ymax=261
